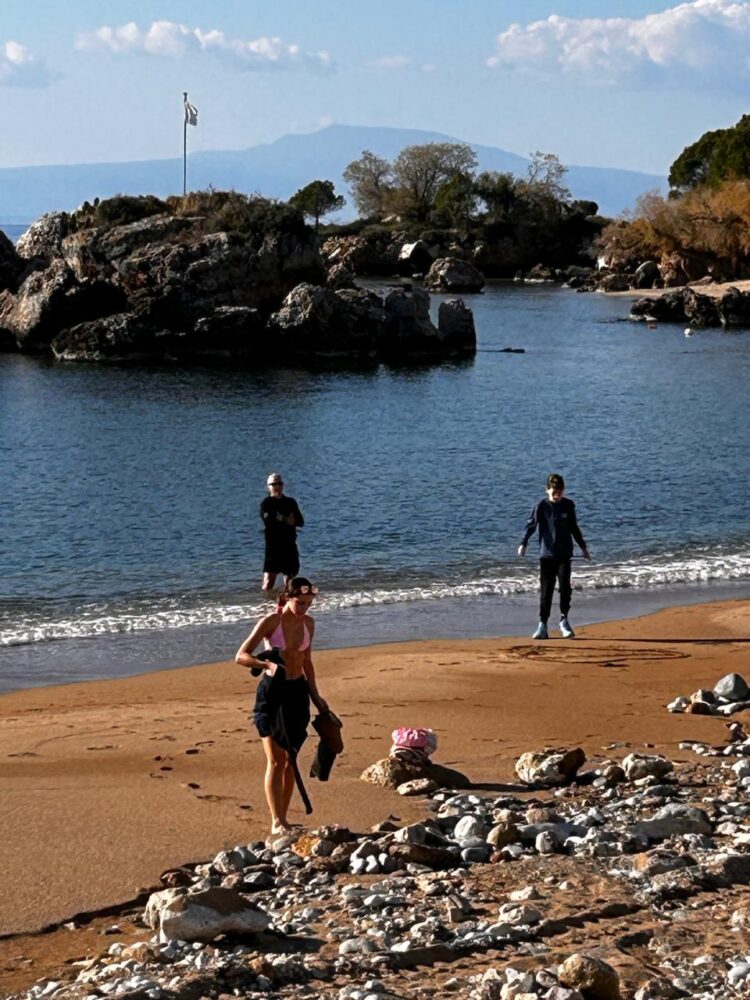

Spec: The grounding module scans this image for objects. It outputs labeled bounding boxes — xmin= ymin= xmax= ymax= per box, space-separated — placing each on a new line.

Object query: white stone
xmin=144 ymin=887 xmax=270 ymax=943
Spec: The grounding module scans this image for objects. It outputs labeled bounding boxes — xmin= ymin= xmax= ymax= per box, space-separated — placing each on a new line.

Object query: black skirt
xmin=253 ymin=666 xmax=310 ymax=754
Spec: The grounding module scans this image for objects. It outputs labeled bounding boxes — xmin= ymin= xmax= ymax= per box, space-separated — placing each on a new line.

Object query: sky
xmin=1 ymin=0 xmax=748 ymax=175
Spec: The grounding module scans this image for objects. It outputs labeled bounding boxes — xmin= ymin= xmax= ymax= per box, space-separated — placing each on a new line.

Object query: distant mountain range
xmin=0 ymin=123 xmax=667 ymax=225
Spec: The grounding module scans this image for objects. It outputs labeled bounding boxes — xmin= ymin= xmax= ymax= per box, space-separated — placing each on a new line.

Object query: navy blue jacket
xmin=521 ymin=497 xmax=587 ymax=560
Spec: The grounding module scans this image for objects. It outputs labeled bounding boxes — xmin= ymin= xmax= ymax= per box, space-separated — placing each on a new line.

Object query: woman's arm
xmin=235 ymin=614 xmax=279 ymax=670
xmin=302 ymin=619 xmax=327 ymax=711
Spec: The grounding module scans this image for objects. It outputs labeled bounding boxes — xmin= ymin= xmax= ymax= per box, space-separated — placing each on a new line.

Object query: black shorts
xmin=253 ymin=667 xmax=310 ymax=754
xmin=263 ymin=543 xmax=300 ymax=577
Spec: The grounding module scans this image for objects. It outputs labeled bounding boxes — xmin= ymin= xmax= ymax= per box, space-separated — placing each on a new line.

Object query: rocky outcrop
xmin=633 ymin=260 xmax=661 ymax=289
xmin=630 ymin=289 xmax=689 ymax=323
xmin=719 ymin=286 xmax=750 ymax=328
xmin=631 ymin=286 xmax=750 ymax=328
xmin=0 ymin=205 xmax=323 ymax=357
xmin=398 ymin=240 xmax=434 ymax=276
xmin=16 ymin=211 xmax=73 ymax=263
xmin=2 ymin=206 xmax=477 ymax=364
xmin=0 ymin=230 xmax=23 ymax=293
xmin=437 ymin=298 xmax=476 ymax=355
xmin=269 ymin=283 xmax=386 ymax=359
xmin=424 ymin=257 xmax=485 ymax=293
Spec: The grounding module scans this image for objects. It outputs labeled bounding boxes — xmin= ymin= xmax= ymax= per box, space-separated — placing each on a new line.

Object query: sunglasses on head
xmin=293 ymin=585 xmax=318 ymax=596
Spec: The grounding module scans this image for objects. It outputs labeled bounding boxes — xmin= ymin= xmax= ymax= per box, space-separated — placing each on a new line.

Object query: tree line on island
xmin=3 ymin=118 xmax=750 ymax=364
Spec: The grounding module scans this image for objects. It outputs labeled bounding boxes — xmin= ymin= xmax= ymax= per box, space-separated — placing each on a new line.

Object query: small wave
xmin=2 ymin=550 xmax=750 ymax=648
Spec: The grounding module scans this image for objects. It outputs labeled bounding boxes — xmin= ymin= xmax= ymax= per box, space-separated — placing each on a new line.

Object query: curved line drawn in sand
xmin=503 ymin=644 xmax=689 ymax=666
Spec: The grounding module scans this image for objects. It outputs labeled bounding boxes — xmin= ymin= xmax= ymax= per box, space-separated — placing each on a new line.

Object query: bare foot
xmin=270 ymin=819 xmax=292 ymax=835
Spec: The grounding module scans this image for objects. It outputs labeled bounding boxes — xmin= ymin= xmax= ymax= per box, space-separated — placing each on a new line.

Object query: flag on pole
xmin=184 ymin=95 xmax=198 ymax=127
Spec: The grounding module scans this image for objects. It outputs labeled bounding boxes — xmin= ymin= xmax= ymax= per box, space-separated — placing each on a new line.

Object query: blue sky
xmin=2 ymin=0 xmax=747 ymax=174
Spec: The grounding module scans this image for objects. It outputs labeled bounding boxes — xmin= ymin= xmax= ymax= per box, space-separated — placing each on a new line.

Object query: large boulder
xmin=424 ymin=256 xmax=485 ymax=293
xmin=0 ymin=262 xmax=125 ymax=352
xmin=597 ymin=272 xmax=631 ymax=292
xmin=684 ymin=288 xmax=720 ymax=328
xmin=558 ymin=954 xmax=621 ymax=999
xmin=630 ymin=289 xmax=688 ymax=323
xmin=715 ymin=673 xmax=750 ymax=702
xmin=515 ymin=747 xmax=586 ymax=787
xmin=437 ymin=298 xmax=476 ymax=355
xmin=360 ymin=755 xmax=470 ymax=790
xmin=382 ymin=285 xmax=451 ymax=358
xmin=51 ymin=305 xmax=265 ymax=362
xmin=15 ymin=211 xmax=72 ymax=262
xmin=622 ymin=753 xmax=673 ymax=782
xmin=632 ymin=260 xmax=660 ymax=289
xmin=398 ymin=240 xmax=434 ymax=275
xmin=718 ymin=287 xmax=750 ymax=328
xmin=144 ymin=886 xmax=270 ymax=942
xmin=631 ymin=803 xmax=712 ymax=842
xmin=270 ymin=283 xmax=385 ymax=358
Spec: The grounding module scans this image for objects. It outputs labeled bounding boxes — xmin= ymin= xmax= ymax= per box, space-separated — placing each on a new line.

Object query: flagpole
xmin=183 ymin=91 xmax=188 ymax=196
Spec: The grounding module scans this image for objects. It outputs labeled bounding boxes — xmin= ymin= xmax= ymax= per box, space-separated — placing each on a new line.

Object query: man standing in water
xmin=518 ymin=473 xmax=590 ymax=639
xmin=260 ymin=473 xmax=305 ymax=592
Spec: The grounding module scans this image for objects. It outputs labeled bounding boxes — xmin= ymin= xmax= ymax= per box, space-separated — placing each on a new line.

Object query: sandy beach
xmin=2 ymin=597 xmax=749 ymax=993
xmin=607 ymin=278 xmax=750 ymax=298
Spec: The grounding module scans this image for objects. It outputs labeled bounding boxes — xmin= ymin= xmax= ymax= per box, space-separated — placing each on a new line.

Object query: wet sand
xmin=1 ymin=598 xmax=748 ymax=986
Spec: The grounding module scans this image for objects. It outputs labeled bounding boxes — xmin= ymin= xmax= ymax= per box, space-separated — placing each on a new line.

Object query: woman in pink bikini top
xmin=235 ymin=576 xmax=328 ymax=835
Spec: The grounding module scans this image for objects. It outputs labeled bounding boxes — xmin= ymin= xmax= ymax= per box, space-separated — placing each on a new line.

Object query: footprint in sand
xmin=185 ymin=748 xmax=201 ymax=755
xmin=181 ymin=782 xmax=201 ymax=790
xmin=87 ymin=744 xmax=116 ymax=750
xmin=8 ymin=751 xmax=38 ymax=757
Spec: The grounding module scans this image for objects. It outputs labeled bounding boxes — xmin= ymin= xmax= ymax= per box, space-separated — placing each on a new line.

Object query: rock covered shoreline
xmin=0 ymin=200 xmax=476 ymax=365
xmin=14 ymin=722 xmax=750 ymax=1000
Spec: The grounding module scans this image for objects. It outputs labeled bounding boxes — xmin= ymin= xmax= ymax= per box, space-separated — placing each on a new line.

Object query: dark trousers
xmin=539 ymin=558 xmax=572 ymax=622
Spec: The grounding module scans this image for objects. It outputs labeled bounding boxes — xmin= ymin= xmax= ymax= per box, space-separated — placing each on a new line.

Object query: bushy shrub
xmin=597 ymin=180 xmax=750 ymax=275
xmin=74 ymin=194 xmax=169 ymax=230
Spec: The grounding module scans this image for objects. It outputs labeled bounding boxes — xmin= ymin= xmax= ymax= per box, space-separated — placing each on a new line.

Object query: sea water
xmin=1 ymin=283 xmax=749 ymax=690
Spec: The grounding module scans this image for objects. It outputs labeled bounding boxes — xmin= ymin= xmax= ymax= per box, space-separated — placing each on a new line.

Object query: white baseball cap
xmin=267 ymin=472 xmax=283 ymax=485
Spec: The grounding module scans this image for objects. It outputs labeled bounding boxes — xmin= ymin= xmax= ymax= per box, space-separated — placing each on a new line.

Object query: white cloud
xmin=487 ymin=0 xmax=750 ymax=89
xmin=77 ymin=21 xmax=332 ymax=71
xmin=0 ymin=40 xmax=54 ymax=87
xmin=369 ymin=54 xmax=436 ymax=72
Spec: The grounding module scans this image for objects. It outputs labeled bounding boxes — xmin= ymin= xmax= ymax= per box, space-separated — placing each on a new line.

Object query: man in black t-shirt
xmin=260 ymin=472 xmax=305 ymax=591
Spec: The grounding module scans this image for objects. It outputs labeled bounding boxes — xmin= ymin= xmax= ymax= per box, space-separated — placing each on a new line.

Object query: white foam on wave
xmin=2 ymin=549 xmax=750 ymax=648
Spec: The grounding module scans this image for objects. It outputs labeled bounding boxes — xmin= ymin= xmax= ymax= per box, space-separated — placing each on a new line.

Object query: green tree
xmin=392 ymin=142 xmax=478 ymax=221
xmin=289 ymin=179 xmax=346 ymax=231
xmin=525 ymin=151 xmax=570 ymax=201
xmin=669 ymin=115 xmax=750 ymax=195
xmin=433 ymin=170 xmax=476 ymax=227
xmin=474 ymin=171 xmax=518 ymax=222
xmin=342 ymin=150 xmax=393 ymax=218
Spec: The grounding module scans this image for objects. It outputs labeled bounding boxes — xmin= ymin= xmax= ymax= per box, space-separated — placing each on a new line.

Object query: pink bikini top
xmin=264 ymin=616 xmax=310 ymax=652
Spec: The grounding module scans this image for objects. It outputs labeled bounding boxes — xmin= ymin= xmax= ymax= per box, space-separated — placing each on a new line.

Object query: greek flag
xmin=184 ymin=96 xmax=198 ymax=127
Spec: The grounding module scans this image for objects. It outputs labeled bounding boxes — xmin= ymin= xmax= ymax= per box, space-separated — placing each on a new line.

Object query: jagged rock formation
xmin=0 ymin=202 xmax=477 ymax=364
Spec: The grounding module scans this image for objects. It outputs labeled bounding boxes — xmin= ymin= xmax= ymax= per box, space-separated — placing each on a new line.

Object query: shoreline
xmin=3 ymin=577 xmax=750 ymax=695
xmin=2 ymin=595 xmax=750 ymax=947
xmin=604 ymin=277 xmax=750 ymax=299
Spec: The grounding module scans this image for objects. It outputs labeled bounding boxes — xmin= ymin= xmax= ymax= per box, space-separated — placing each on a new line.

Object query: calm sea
xmin=1 ymin=283 xmax=749 ymax=690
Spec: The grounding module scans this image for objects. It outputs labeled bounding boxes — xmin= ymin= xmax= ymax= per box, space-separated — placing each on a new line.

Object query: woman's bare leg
xmin=262 ymin=572 xmax=278 ymax=592
xmin=261 ymin=737 xmax=291 ymax=833
xmin=280 ymin=759 xmax=296 ymax=822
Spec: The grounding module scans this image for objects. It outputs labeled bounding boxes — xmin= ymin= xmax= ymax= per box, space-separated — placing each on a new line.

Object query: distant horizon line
xmin=0 ymin=121 xmax=667 ymax=179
